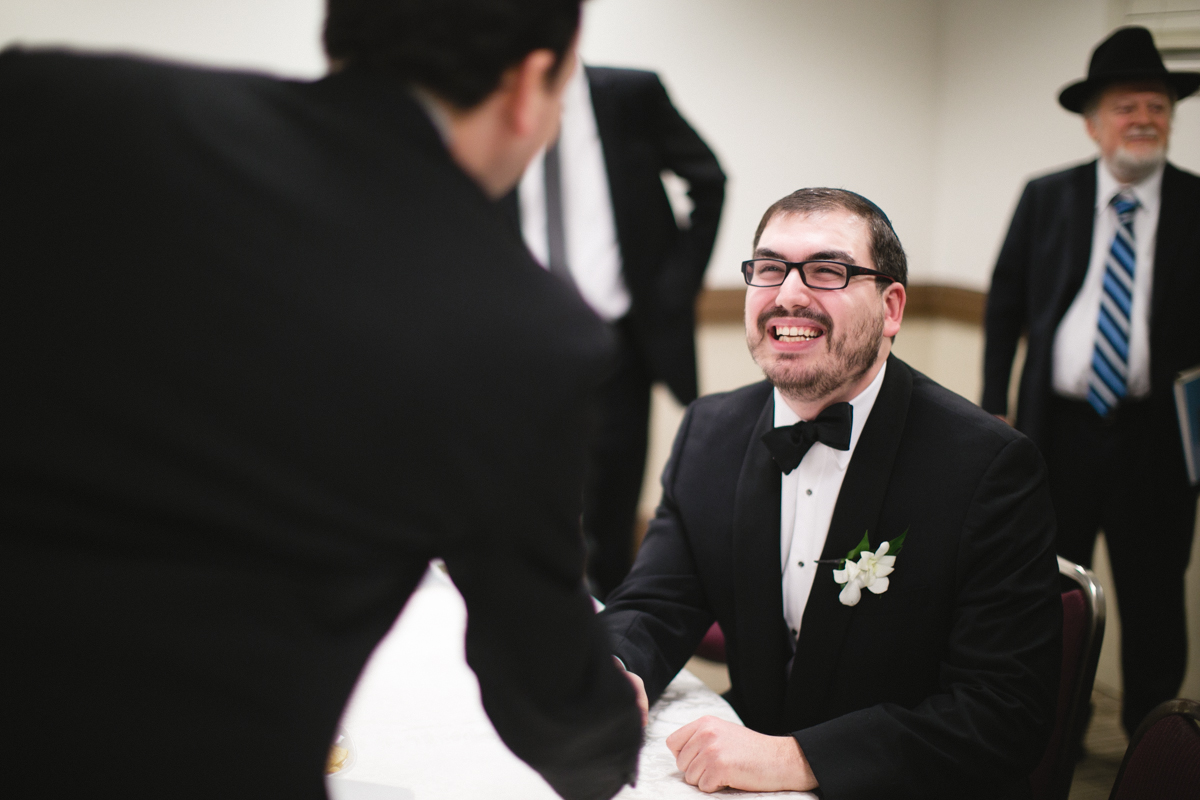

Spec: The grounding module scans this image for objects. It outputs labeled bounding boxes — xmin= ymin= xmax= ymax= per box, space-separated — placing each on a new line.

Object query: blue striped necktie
xmin=1087 ymin=192 xmax=1139 ymax=417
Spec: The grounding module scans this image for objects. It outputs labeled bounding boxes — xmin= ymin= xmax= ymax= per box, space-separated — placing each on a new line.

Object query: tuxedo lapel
xmin=784 ymin=357 xmax=913 ymax=729
xmin=731 ymin=391 xmax=792 ymax=734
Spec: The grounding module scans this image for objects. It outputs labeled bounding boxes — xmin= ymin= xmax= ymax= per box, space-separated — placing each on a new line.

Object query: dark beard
xmin=755 ymin=307 xmax=884 ymax=402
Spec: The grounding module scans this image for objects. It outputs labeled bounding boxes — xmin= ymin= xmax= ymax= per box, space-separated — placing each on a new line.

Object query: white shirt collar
xmin=1095 ymin=159 xmax=1164 ymax=215
xmin=772 ymin=361 xmax=888 ymax=469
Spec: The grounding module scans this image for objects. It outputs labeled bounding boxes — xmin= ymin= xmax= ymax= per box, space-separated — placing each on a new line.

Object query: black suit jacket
xmin=600 ymin=357 xmax=1061 ymax=800
xmin=0 ymin=50 xmax=640 ymax=800
xmin=587 ymin=67 xmax=725 ymax=404
xmin=506 ymin=67 xmax=725 ymax=403
xmin=983 ymin=160 xmax=1200 ymax=485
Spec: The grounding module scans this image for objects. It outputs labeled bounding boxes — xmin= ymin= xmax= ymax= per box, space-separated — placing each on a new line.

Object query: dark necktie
xmin=761 ymin=402 xmax=853 ymax=475
xmin=542 ymin=139 xmax=578 ymax=291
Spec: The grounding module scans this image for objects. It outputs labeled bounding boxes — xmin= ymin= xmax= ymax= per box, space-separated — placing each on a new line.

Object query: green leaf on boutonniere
xmin=886 ymin=528 xmax=908 ymax=558
xmin=844 ymin=531 xmax=872 ymax=563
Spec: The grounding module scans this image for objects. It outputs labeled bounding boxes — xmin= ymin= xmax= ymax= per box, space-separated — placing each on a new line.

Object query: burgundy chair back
xmin=1029 ymin=557 xmax=1106 ymax=800
xmin=1109 ymin=699 xmax=1200 ymax=800
xmin=1028 ymin=588 xmax=1085 ymax=798
xmin=694 ymin=621 xmax=726 ymax=663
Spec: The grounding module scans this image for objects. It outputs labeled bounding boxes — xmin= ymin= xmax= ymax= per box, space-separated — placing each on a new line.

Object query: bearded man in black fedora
xmin=984 ymin=26 xmax=1200 ymax=735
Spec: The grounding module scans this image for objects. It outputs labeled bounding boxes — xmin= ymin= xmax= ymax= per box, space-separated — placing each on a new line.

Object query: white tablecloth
xmin=328 ymin=566 xmax=814 ymax=800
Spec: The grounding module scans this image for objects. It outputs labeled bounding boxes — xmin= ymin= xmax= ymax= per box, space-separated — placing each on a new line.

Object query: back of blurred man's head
xmin=324 ymin=0 xmax=582 ymax=110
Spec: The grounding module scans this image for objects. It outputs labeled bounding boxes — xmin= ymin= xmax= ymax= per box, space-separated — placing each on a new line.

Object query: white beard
xmin=1108 ymin=140 xmax=1167 ymax=184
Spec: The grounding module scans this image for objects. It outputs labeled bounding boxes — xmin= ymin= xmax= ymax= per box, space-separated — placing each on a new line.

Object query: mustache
xmin=757 ymin=306 xmax=833 ymax=332
xmin=1124 ymin=125 xmax=1161 ymax=138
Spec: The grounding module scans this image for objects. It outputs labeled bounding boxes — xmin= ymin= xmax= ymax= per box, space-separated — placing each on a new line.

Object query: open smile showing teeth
xmin=771 ymin=325 xmax=823 ymax=343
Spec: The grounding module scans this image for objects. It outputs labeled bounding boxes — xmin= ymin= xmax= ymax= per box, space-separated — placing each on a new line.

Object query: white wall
xmin=581 ymin=0 xmax=940 ymax=288
xmin=0 ymin=0 xmax=325 ymax=77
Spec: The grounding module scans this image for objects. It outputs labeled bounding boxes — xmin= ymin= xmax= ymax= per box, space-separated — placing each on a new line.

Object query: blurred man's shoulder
xmin=1024 ymin=159 xmax=1095 ymax=192
xmin=0 ymin=46 xmax=275 ymax=96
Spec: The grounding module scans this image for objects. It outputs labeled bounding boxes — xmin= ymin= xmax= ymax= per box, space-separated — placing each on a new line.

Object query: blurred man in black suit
xmin=512 ymin=62 xmax=724 ymax=598
xmin=983 ymin=26 xmax=1200 ymax=735
xmin=1 ymin=2 xmax=642 ymax=798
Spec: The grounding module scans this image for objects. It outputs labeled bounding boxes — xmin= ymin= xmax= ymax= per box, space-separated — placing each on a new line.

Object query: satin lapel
xmin=784 ymin=357 xmax=913 ymax=728
xmin=1057 ymin=162 xmax=1098 ymax=320
xmin=731 ymin=392 xmax=791 ymax=734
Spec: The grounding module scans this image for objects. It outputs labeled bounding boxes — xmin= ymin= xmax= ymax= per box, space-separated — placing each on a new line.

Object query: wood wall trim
xmin=901 ymin=284 xmax=987 ymax=325
xmin=696 ymin=284 xmax=986 ymax=326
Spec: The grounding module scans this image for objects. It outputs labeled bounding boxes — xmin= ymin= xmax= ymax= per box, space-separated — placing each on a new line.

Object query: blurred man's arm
xmin=599 ymin=403 xmax=717 ymax=704
xmin=982 ymin=182 xmax=1037 ymax=417
xmin=647 ymin=73 xmax=726 ymax=302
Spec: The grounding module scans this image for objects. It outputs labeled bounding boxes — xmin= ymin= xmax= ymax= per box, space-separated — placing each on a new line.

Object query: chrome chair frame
xmin=1032 ymin=555 xmax=1107 ymax=800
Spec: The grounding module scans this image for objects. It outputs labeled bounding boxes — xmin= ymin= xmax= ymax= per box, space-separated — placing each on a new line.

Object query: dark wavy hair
xmin=324 ymin=0 xmax=582 ymax=109
xmin=752 ymin=188 xmax=908 ymax=287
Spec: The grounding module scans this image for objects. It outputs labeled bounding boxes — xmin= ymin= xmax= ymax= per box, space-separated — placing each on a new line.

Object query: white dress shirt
xmin=778 ymin=363 xmax=888 ymax=648
xmin=1052 ymin=160 xmax=1161 ymax=399
xmin=517 ymin=62 xmax=631 ymax=322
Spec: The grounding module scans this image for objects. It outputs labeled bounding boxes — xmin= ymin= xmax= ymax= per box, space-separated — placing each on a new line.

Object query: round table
xmin=328 ymin=565 xmax=815 ymax=800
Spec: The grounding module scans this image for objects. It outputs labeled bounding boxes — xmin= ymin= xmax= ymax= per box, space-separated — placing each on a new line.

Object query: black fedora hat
xmin=1059 ymin=26 xmax=1200 ymax=113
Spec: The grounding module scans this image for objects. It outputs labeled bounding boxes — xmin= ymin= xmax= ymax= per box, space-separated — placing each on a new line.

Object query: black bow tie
xmin=761 ymin=402 xmax=853 ymax=475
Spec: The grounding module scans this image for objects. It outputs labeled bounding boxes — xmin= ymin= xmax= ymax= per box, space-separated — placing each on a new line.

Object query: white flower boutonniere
xmin=830 ymin=529 xmax=907 ymax=607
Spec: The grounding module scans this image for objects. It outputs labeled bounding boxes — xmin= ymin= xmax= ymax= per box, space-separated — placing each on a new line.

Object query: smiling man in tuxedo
xmin=600 ymin=188 xmax=1061 ymax=799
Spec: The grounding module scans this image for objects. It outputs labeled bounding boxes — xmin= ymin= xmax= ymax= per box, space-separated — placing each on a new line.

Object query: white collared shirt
xmin=778 ymin=362 xmax=887 ymax=647
xmin=1052 ymin=160 xmax=1161 ymax=399
xmin=517 ymin=62 xmax=631 ymax=322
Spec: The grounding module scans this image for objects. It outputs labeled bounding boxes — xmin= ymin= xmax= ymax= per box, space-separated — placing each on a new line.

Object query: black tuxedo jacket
xmin=983 ymin=160 xmax=1200 ymax=485
xmin=506 ymin=67 xmax=725 ymax=403
xmin=0 ymin=50 xmax=640 ymax=800
xmin=600 ymin=357 xmax=1061 ymax=800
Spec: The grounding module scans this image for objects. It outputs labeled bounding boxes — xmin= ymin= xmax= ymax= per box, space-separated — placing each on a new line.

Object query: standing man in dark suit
xmin=512 ymin=61 xmax=725 ymax=598
xmin=600 ymin=189 xmax=1061 ymax=799
xmin=983 ymin=26 xmax=1200 ymax=736
xmin=1 ymin=2 xmax=643 ymax=799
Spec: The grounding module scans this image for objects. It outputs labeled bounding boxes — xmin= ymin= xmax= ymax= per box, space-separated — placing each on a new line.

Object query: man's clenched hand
xmin=665 ymin=716 xmax=817 ymax=793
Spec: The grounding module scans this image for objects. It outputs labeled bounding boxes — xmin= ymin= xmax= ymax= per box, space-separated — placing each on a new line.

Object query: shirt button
xmin=805 ymin=489 xmax=813 ymax=496
xmin=797 ymin=560 xmax=806 ymax=567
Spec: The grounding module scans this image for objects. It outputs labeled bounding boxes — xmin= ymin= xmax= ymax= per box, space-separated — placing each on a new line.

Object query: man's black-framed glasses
xmin=741 ymin=259 xmax=896 ymax=290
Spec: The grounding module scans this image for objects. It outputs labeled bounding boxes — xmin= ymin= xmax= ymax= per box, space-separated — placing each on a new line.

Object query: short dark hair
xmin=323 ymin=0 xmax=582 ymax=109
xmin=752 ymin=188 xmax=907 ymax=287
